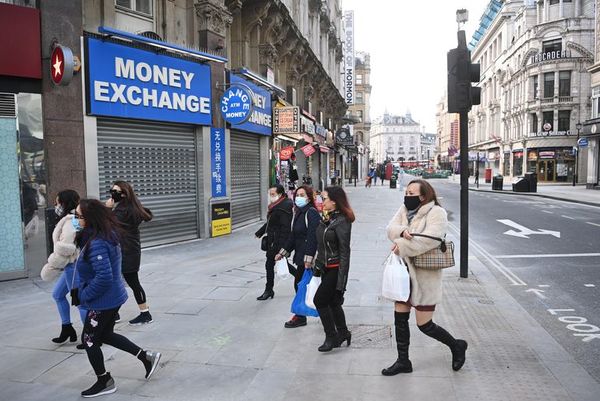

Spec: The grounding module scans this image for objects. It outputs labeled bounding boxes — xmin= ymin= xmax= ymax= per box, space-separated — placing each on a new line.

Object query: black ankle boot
xmin=256 ymin=287 xmax=274 ymax=301
xmin=382 ymin=312 xmax=412 ymax=376
xmin=418 ymin=320 xmax=467 ymax=371
xmin=331 ymin=305 xmax=351 ymax=348
xmin=317 ymin=307 xmax=338 ymax=352
xmin=52 ymin=323 xmax=77 ymax=344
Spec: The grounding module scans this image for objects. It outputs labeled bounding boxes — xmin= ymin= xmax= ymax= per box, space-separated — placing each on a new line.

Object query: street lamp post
xmin=573 ymin=122 xmax=582 ymax=186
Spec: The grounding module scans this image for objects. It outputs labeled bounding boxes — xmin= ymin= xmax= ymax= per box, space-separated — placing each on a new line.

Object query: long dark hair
xmin=408 ymin=179 xmax=441 ymax=206
xmin=57 ymin=189 xmax=80 ymax=218
xmin=77 ymin=199 xmax=122 ymax=245
xmin=112 ymin=180 xmax=152 ymax=222
xmin=324 ymin=186 xmax=355 ymax=222
xmin=294 ymin=185 xmax=315 ymax=208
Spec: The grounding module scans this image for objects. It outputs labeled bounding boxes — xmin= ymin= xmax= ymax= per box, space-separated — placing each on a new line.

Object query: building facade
xmin=435 ymin=94 xmax=460 ymax=171
xmin=370 ymin=112 xmax=422 ymax=164
xmin=0 ymin=0 xmax=347 ymax=280
xmin=347 ymin=51 xmax=372 ymax=180
xmin=468 ymin=0 xmax=595 ymax=183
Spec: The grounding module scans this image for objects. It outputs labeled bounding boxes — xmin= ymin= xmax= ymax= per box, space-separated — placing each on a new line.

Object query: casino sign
xmin=50 ymin=44 xmax=79 ymax=86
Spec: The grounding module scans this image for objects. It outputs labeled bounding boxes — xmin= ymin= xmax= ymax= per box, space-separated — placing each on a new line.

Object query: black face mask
xmin=110 ymin=190 xmax=124 ymax=202
xmin=404 ymin=195 xmax=421 ymax=211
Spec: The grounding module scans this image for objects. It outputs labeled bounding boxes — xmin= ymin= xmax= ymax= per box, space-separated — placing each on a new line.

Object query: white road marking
xmin=584 ymin=284 xmax=596 ymax=288
xmin=586 ymin=222 xmax=600 ymax=228
xmin=497 ymin=219 xmax=561 ymax=239
xmin=494 ymin=253 xmax=600 ymax=259
xmin=542 ymin=210 xmax=554 ymax=214
xmin=449 ymin=223 xmax=527 ymax=286
xmin=561 ymin=215 xmax=576 ymax=220
xmin=526 ymin=288 xmax=547 ymax=299
xmin=538 ymin=284 xmax=550 ymax=288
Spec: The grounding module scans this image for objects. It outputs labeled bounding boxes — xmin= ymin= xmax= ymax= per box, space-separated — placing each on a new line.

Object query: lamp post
xmin=573 ymin=122 xmax=582 ymax=186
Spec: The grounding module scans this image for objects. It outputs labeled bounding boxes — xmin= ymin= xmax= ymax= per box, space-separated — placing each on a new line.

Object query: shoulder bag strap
xmin=70 ymin=243 xmax=88 ymax=289
xmin=409 ymin=233 xmax=444 ymax=242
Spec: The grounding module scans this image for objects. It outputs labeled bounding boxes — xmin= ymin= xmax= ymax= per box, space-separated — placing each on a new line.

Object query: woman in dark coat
xmin=106 ymin=180 xmax=153 ymax=325
xmin=275 ymin=185 xmax=321 ymax=328
xmin=255 ymin=184 xmax=293 ymax=300
xmin=312 ymin=186 xmax=354 ymax=352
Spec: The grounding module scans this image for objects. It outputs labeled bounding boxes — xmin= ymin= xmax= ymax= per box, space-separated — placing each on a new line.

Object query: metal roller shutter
xmin=97 ymin=118 xmax=199 ymax=247
xmin=230 ymin=131 xmax=261 ymax=227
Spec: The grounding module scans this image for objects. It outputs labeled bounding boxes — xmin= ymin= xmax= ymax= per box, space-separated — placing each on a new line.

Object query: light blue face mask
xmin=295 ymin=196 xmax=308 ymax=208
xmin=71 ymin=214 xmax=83 ymax=232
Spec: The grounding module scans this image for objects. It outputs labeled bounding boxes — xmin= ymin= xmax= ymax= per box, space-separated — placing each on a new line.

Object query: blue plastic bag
xmin=291 ymin=269 xmax=319 ymax=317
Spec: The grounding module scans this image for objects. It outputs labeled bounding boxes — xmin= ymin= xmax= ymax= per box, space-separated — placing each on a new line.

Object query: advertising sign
xmin=280 ymin=146 xmax=294 ymax=161
xmin=86 ymin=37 xmax=212 ymax=125
xmin=301 ymin=144 xmax=316 ymax=157
xmin=343 ymin=10 xmax=355 ymax=105
xmin=220 ymin=84 xmax=253 ymax=125
xmin=228 ymin=74 xmax=272 ymax=135
xmin=274 ymin=106 xmax=300 ymax=134
xmin=211 ymin=202 xmax=231 ymax=237
xmin=210 ymin=128 xmax=227 ymax=198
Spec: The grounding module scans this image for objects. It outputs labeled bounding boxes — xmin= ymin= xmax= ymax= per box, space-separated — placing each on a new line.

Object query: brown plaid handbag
xmin=409 ymin=233 xmax=455 ymax=270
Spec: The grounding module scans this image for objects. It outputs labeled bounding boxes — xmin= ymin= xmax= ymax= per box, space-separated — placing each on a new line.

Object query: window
xmin=559 ymin=71 xmax=571 ymax=97
xmin=549 ymin=0 xmax=559 ymax=4
xmin=531 ymin=113 xmax=538 ymax=133
xmin=356 ymin=74 xmax=363 ymax=85
xmin=356 ymin=92 xmax=364 ymax=104
xmin=542 ymin=39 xmax=562 ymax=54
xmin=356 ymin=110 xmax=363 ymax=121
xmin=116 ymin=0 xmax=153 ymax=16
xmin=592 ymin=86 xmax=600 ymax=119
xmin=543 ymin=111 xmax=554 ymax=129
xmin=532 ymin=75 xmax=539 ymax=99
xmin=544 ymin=72 xmax=555 ymax=98
xmin=558 ymin=110 xmax=570 ymax=131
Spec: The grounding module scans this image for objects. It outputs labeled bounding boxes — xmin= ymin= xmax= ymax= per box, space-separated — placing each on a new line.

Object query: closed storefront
xmin=230 ymin=131 xmax=262 ymax=227
xmin=97 ymin=119 xmax=200 ymax=246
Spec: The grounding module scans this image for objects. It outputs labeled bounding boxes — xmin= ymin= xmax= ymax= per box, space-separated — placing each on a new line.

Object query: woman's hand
xmin=391 ymin=243 xmax=400 ymax=255
xmin=402 ymin=230 xmax=413 ymax=240
xmin=274 ymin=254 xmax=283 ymax=261
xmin=105 ymin=198 xmax=114 ymax=208
xmin=304 ymin=262 xmax=312 ymax=269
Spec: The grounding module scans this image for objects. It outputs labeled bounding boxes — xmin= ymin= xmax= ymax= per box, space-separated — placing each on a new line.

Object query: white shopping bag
xmin=381 ymin=253 xmax=410 ymax=302
xmin=275 ymin=258 xmax=291 ymax=279
xmin=305 ymin=275 xmax=322 ymax=309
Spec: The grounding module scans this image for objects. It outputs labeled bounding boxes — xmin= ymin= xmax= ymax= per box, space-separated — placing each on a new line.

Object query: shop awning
xmin=274 ymin=134 xmax=299 ymax=144
xmin=319 ymin=146 xmax=330 ymax=153
xmin=526 ymin=138 xmax=576 ymax=148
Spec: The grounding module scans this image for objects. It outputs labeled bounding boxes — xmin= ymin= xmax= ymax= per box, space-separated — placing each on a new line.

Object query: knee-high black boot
xmin=331 ymin=305 xmax=351 ymax=347
xmin=418 ymin=320 xmax=467 ymax=371
xmin=382 ymin=312 xmax=412 ymax=375
xmin=317 ymin=307 xmax=338 ymax=352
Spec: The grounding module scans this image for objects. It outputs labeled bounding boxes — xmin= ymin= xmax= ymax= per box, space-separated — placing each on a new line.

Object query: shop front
xmin=512 ymin=150 xmax=524 ymax=177
xmin=581 ymin=120 xmax=600 ymax=189
xmin=84 ymin=35 xmax=214 ymax=246
xmin=526 ymin=148 xmax=575 ymax=182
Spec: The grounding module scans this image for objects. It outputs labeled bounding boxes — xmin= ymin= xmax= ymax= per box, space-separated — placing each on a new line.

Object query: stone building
xmin=435 ymin=94 xmax=460 ymax=171
xmin=370 ymin=112 xmax=422 ymax=164
xmin=468 ymin=0 xmax=595 ymax=183
xmin=347 ymin=51 xmax=372 ymax=180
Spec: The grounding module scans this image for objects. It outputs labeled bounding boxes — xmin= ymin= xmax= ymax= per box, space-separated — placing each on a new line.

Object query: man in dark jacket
xmin=255 ymin=184 xmax=293 ymax=300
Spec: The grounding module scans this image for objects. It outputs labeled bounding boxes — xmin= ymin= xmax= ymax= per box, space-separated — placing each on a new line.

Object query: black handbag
xmin=261 ymin=236 xmax=269 ymax=251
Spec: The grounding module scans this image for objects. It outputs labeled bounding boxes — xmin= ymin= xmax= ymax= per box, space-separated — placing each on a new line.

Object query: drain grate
xmin=347 ymin=324 xmax=392 ymax=349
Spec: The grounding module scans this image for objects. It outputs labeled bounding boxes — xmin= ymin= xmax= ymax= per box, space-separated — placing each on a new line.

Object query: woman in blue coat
xmin=72 ymin=199 xmax=161 ymax=397
xmin=275 ymin=185 xmax=321 ymax=328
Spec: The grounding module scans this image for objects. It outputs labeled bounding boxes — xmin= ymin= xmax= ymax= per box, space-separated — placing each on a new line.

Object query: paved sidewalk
xmin=0 ymin=184 xmax=598 ymax=401
xmin=445 ymin=174 xmax=600 ymax=207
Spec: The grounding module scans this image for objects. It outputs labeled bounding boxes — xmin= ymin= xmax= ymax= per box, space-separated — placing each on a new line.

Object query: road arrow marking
xmin=526 ymin=288 xmax=547 ymax=299
xmin=497 ymin=219 xmax=561 ymax=239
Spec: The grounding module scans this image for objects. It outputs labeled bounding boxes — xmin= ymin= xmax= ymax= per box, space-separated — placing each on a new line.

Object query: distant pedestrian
xmin=373 ymin=171 xmax=378 ymax=185
xmin=380 ymin=169 xmax=386 ymax=186
xmin=312 ymin=186 xmax=354 ymax=352
xmin=382 ymin=179 xmax=467 ymax=376
xmin=72 ymin=199 xmax=160 ymax=397
xmin=41 ymin=189 xmax=87 ymax=348
xmin=106 ymin=181 xmax=153 ymax=325
xmin=474 ymin=168 xmax=479 ymax=187
xmin=275 ymin=185 xmax=321 ymax=328
xmin=255 ymin=184 xmax=293 ymax=301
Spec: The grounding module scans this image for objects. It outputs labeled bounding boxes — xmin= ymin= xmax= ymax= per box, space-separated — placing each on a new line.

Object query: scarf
xmin=268 ymin=195 xmax=286 ymax=213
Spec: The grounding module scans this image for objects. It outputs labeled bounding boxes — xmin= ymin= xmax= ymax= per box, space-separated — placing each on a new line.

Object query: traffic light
xmin=447 ymin=31 xmax=481 ymax=113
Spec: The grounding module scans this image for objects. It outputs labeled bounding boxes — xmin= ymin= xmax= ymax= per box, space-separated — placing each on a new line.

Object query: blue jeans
xmin=52 ymin=263 xmax=87 ymax=325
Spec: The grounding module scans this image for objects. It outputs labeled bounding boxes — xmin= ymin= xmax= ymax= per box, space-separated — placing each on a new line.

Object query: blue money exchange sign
xmin=86 ymin=37 xmax=212 ymax=125
xmin=229 ymin=74 xmax=272 ymax=136
xmin=211 ymin=128 xmax=227 ymax=198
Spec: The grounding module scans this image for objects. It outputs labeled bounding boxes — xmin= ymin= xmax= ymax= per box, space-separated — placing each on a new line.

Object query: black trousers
xmin=264 ymin=253 xmax=276 ymax=290
xmin=82 ymin=307 xmax=142 ymax=375
xmin=314 ymin=268 xmax=343 ymax=309
xmin=122 ymin=271 xmax=147 ymax=305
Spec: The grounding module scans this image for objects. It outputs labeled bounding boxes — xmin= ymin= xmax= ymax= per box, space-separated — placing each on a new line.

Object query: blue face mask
xmin=71 ymin=214 xmax=83 ymax=232
xmin=295 ymin=196 xmax=308 ymax=208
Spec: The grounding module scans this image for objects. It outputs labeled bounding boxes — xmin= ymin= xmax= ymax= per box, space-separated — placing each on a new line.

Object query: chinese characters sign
xmin=211 ymin=128 xmax=227 ymax=198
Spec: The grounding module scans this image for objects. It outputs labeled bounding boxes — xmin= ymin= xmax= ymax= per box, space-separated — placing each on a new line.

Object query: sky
xmin=342 ymin=0 xmax=489 ymax=133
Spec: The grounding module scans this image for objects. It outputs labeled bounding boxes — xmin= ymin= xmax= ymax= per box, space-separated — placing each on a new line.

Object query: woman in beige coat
xmin=382 ymin=179 xmax=467 ymax=376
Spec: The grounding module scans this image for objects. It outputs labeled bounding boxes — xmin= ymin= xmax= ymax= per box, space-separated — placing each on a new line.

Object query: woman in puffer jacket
xmin=41 ymin=189 xmax=87 ymax=346
xmin=382 ymin=179 xmax=467 ymax=376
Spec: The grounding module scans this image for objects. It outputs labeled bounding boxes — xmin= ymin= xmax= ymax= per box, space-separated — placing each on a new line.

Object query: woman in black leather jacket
xmin=312 ymin=186 xmax=354 ymax=352
xmin=255 ymin=184 xmax=293 ymax=300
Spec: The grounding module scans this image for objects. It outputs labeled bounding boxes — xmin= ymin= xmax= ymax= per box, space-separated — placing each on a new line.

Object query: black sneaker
xmin=81 ymin=373 xmax=116 ymax=398
xmin=140 ymin=350 xmax=161 ymax=379
xmin=114 ymin=313 xmax=121 ymax=323
xmin=129 ymin=312 xmax=153 ymax=325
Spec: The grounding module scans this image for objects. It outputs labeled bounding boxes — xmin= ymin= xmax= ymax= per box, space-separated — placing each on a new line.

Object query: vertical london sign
xmin=344 ymin=10 xmax=355 ymax=106
xmin=211 ymin=128 xmax=227 ymax=197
